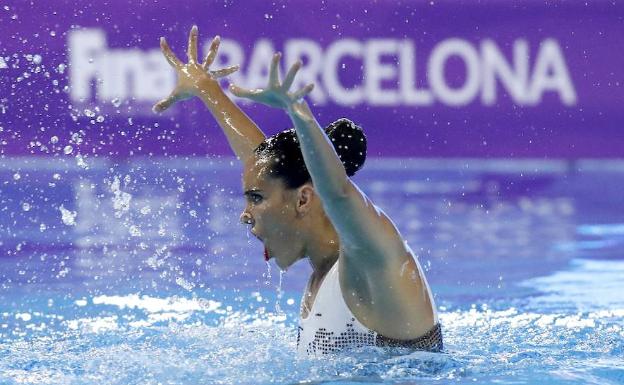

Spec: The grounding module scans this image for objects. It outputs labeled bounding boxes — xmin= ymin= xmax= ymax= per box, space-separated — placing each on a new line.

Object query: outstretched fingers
xmin=211 ymin=65 xmax=239 ymax=79
xmin=291 ymin=83 xmax=314 ymax=101
xmin=153 ymin=92 xmax=183 ymax=113
xmin=282 ymin=61 xmax=302 ymax=91
xmin=187 ymin=25 xmax=198 ymax=63
xmin=269 ymin=53 xmax=282 ymax=88
xmin=229 ymin=84 xmax=263 ymax=100
xmin=160 ymin=37 xmax=183 ymax=68
xmin=203 ymin=36 xmax=220 ymax=70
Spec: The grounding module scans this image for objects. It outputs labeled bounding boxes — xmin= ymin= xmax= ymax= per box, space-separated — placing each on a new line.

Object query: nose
xmin=240 ymin=211 xmax=253 ymax=225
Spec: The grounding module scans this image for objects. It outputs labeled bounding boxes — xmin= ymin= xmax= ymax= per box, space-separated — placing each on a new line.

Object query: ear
xmin=295 ymin=184 xmax=315 ymax=216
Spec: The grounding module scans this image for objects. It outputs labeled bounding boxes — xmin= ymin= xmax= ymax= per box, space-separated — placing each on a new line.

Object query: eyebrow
xmin=243 ymin=189 xmax=264 ymax=196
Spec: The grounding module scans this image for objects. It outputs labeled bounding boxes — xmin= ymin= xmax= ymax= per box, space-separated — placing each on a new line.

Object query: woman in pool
xmin=154 ymin=26 xmax=442 ymax=355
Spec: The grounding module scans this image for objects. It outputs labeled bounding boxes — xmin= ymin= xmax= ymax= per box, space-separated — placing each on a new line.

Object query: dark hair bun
xmin=324 ymin=118 xmax=367 ymax=176
xmin=253 ymin=118 xmax=367 ymax=189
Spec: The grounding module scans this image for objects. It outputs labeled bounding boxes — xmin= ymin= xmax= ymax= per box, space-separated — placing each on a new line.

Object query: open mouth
xmin=252 ymin=231 xmax=270 ymax=261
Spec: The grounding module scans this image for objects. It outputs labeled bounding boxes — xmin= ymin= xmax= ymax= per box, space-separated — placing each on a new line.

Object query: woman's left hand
xmin=229 ymin=53 xmax=314 ymax=111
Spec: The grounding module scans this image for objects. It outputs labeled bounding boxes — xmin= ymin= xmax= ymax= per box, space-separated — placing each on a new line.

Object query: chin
xmin=273 ymin=252 xmax=298 ymax=271
xmin=274 ymin=256 xmax=290 ymax=271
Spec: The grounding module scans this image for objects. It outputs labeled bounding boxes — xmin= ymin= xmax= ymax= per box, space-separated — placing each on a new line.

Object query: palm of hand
xmin=153 ymin=26 xmax=238 ymax=113
xmin=229 ymin=53 xmax=314 ymax=111
xmin=176 ymin=62 xmax=213 ymax=98
xmin=242 ymin=87 xmax=292 ymax=110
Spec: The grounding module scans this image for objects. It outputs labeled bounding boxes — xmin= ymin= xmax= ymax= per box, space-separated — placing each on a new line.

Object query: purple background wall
xmin=1 ymin=0 xmax=623 ymax=158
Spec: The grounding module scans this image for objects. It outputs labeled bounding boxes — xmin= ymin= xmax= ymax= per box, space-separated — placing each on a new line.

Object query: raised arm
xmin=231 ymin=54 xmax=408 ymax=264
xmin=232 ymin=53 xmax=438 ymax=339
xmin=153 ymin=26 xmax=265 ymax=162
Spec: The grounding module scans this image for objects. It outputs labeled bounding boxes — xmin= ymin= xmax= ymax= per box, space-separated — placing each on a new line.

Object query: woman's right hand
xmin=153 ymin=26 xmax=239 ymax=113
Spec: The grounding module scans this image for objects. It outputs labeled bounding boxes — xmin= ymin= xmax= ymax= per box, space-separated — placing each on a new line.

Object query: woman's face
xmin=240 ymin=158 xmax=305 ymax=270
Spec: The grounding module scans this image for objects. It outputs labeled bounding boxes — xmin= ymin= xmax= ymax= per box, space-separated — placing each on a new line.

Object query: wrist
xmin=196 ymin=78 xmax=226 ymax=105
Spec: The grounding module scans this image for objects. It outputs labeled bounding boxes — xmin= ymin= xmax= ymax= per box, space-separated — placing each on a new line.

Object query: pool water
xmin=0 ymin=158 xmax=623 ymax=384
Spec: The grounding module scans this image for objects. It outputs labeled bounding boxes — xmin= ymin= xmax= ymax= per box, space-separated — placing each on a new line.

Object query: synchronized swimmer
xmin=154 ymin=26 xmax=442 ymax=355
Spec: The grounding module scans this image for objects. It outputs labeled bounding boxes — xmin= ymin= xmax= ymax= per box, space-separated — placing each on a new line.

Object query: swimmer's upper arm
xmin=322 ymin=179 xmax=408 ymax=267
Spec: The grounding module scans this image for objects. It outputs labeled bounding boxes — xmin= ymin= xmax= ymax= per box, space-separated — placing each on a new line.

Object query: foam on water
xmin=0 ymin=296 xmax=622 ymax=385
xmin=1 ymin=255 xmax=623 ymax=384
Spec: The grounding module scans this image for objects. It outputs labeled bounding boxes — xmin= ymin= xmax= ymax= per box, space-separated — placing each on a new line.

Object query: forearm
xmin=287 ymin=102 xmax=350 ymax=198
xmin=198 ymin=79 xmax=265 ymax=161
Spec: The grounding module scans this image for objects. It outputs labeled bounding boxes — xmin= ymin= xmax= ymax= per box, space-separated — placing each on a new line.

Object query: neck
xmin=304 ymin=217 xmax=340 ymax=276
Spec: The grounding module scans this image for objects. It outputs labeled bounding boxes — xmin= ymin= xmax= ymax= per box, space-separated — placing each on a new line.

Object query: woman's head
xmin=240 ymin=118 xmax=367 ymax=269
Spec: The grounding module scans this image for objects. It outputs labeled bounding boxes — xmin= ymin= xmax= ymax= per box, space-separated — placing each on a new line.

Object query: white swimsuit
xmin=296 ymin=260 xmax=443 ymax=355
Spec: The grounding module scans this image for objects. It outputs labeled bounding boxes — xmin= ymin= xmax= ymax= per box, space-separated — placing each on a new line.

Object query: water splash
xmin=275 ymin=270 xmax=284 ymax=314
xmin=264 ymin=260 xmax=272 ymax=286
xmin=59 ymin=204 xmax=77 ymax=226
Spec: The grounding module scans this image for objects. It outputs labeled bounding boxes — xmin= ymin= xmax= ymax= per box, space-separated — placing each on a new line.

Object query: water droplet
xmin=111 ymin=98 xmax=122 ymax=107
xmin=75 ymin=154 xmax=88 ymax=169
xmin=129 ymin=225 xmax=142 ymax=237
xmin=71 ymin=132 xmax=83 ymax=144
xmin=63 ymin=145 xmax=73 ymax=155
xmin=59 ymin=205 xmax=77 ymax=226
xmin=50 ymin=136 xmax=58 ymax=144
xmin=32 ymin=54 xmax=42 ymax=65
xmin=13 ymin=172 xmax=20 ymax=180
xmin=22 ymin=202 xmax=31 ymax=211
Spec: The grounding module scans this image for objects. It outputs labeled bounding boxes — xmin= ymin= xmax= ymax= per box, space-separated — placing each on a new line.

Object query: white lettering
xmin=69 ymin=29 xmax=106 ymax=102
xmin=481 ymin=39 xmax=529 ymax=105
xmin=323 ymin=39 xmax=363 ymax=106
xmin=68 ymin=29 xmax=172 ymax=105
xmin=527 ymin=39 xmax=577 ymax=105
xmin=137 ymin=51 xmax=172 ymax=101
xmin=429 ymin=38 xmax=481 ymax=106
xmin=399 ymin=40 xmax=433 ymax=105
xmin=67 ymin=29 xmax=577 ymax=109
xmin=365 ymin=39 xmax=400 ymax=106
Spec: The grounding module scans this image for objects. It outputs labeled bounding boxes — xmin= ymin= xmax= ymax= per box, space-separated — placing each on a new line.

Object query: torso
xmin=301 ymin=247 xmax=437 ymax=338
xmin=296 ymin=258 xmax=443 ymax=355
xmin=297 ymin=260 xmax=378 ymax=355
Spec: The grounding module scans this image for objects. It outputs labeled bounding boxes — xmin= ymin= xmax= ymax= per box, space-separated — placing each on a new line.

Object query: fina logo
xmin=69 ymin=29 xmax=577 ymax=108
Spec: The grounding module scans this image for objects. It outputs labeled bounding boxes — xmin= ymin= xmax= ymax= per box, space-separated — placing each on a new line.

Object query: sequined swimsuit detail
xmin=297 ymin=261 xmax=443 ymax=355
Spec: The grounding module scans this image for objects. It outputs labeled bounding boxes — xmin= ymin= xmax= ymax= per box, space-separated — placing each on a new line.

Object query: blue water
xmin=0 ymin=158 xmax=623 ymax=384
